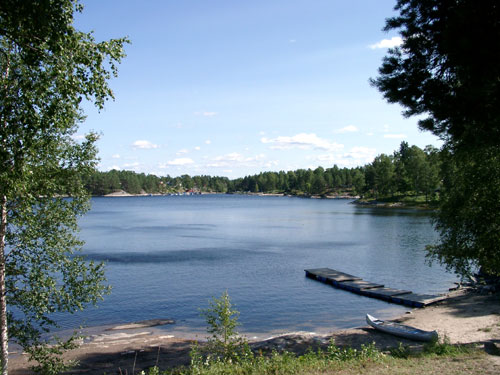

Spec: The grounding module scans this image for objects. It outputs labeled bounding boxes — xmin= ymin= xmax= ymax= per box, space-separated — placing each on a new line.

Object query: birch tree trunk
xmin=0 ymin=196 xmax=8 ymax=375
xmin=0 ymin=40 xmax=9 ymax=375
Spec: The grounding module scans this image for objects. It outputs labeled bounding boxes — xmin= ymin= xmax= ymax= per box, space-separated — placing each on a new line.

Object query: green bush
xmin=196 ymin=291 xmax=252 ymax=365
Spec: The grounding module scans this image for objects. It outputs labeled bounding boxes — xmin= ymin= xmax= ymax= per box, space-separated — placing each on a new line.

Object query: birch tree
xmin=0 ymin=1 xmax=128 ymax=373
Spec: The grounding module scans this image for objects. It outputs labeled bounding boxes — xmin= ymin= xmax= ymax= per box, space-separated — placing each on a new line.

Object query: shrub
xmin=197 ymin=291 xmax=252 ymax=364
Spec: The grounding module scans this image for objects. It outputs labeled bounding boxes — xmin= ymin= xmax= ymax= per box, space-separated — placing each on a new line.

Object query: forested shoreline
xmin=84 ymin=141 xmax=442 ymax=203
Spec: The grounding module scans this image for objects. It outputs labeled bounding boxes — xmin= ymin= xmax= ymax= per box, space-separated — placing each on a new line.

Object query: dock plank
xmin=339 ymin=280 xmax=384 ymax=291
xmin=364 ymin=287 xmax=412 ymax=297
xmin=392 ymin=293 xmax=447 ymax=307
xmin=305 ymin=268 xmax=362 ymax=282
xmin=305 ymin=268 xmax=445 ymax=308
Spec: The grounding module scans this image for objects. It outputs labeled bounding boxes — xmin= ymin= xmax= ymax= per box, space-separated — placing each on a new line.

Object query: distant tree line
xmin=230 ymin=141 xmax=440 ymax=200
xmin=84 ymin=141 xmax=442 ymax=201
xmin=229 ymin=166 xmax=365 ymax=196
xmin=83 ymin=170 xmax=231 ymax=195
xmin=364 ymin=143 xmax=440 ymax=201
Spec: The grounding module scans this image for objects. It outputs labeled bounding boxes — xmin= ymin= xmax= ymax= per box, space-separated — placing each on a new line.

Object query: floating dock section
xmin=305 ymin=268 xmax=446 ymax=308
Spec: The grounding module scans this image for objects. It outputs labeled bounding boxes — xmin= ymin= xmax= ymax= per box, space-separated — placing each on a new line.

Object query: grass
xmin=136 ymin=338 xmax=493 ymax=375
xmin=357 ymin=193 xmax=440 ymax=208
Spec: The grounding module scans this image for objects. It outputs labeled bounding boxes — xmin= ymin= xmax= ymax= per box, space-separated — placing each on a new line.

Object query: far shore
xmin=8 ymin=288 xmax=500 ymax=374
xmin=100 ymin=190 xmax=359 ymax=200
xmin=99 ymin=191 xmax=434 ymax=209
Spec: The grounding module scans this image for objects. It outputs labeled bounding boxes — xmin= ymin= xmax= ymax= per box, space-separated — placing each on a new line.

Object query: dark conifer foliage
xmin=372 ymin=0 xmax=500 ymax=277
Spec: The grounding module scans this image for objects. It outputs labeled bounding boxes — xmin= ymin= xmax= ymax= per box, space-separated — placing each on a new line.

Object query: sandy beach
xmin=8 ymin=289 xmax=500 ymax=374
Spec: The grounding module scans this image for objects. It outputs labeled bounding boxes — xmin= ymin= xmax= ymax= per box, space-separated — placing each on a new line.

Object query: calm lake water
xmin=57 ymin=195 xmax=456 ymax=336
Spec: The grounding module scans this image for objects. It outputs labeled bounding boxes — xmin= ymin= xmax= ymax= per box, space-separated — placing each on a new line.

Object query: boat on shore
xmin=366 ymin=314 xmax=438 ymax=342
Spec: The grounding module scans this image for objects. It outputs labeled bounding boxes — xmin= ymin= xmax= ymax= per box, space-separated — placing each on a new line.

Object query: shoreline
xmin=98 ymin=192 xmax=433 ymax=209
xmin=99 ymin=190 xmax=359 ymax=199
xmin=9 ymin=289 xmax=500 ymax=374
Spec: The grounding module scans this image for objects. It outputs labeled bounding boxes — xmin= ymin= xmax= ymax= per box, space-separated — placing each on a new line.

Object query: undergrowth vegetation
xmin=133 ymin=292 xmax=480 ymax=375
xmin=139 ymin=338 xmax=480 ymax=375
xmin=142 ymin=340 xmax=386 ymax=375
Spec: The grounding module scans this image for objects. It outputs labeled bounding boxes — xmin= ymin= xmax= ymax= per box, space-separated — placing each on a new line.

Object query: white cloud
xmin=195 ymin=111 xmax=218 ymax=117
xmin=307 ymin=146 xmax=377 ymax=167
xmin=366 ymin=132 xmax=374 ymax=136
xmin=123 ymin=162 xmax=140 ymax=169
xmin=213 ymin=152 xmax=263 ymax=163
xmin=264 ymin=161 xmax=279 ymax=168
xmin=261 ymin=133 xmax=344 ymax=152
xmin=205 ymin=140 xmax=212 ymax=145
xmin=207 ymin=153 xmax=268 ymax=168
xmin=176 ymin=148 xmax=189 ymax=155
xmin=345 ymin=146 xmax=377 ymax=162
xmin=334 ymin=125 xmax=359 ymax=134
xmin=132 ymin=140 xmax=159 ymax=149
xmin=194 ymin=146 xmax=201 ymax=151
xmin=212 ymin=152 xmax=245 ymax=162
xmin=159 ymin=158 xmax=195 ymax=167
xmin=111 ymin=154 xmax=121 ymax=159
xmin=307 ymin=154 xmax=334 ymax=162
xmin=369 ymin=36 xmax=403 ymax=49
xmin=384 ymin=134 xmax=407 ymax=139
xmin=207 ymin=162 xmax=228 ymax=168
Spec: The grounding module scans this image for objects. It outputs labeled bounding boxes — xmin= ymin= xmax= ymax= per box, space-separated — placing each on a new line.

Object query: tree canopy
xmin=0 ymin=0 xmax=128 ymax=373
xmin=372 ymin=0 xmax=500 ymax=277
xmin=429 ymin=148 xmax=500 ymax=277
xmin=371 ymin=0 xmax=500 ymax=151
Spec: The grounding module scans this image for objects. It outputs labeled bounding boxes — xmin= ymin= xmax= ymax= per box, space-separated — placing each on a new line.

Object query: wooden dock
xmin=305 ymin=268 xmax=446 ymax=308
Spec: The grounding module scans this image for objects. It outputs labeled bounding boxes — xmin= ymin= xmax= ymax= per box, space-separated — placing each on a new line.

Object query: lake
xmin=57 ymin=194 xmax=456 ymax=337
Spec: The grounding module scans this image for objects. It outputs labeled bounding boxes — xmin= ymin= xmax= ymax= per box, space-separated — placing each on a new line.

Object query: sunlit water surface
xmin=52 ymin=195 xmax=456 ymax=337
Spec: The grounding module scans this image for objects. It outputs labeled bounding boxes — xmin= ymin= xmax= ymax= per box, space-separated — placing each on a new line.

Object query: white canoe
xmin=366 ymin=314 xmax=438 ymax=342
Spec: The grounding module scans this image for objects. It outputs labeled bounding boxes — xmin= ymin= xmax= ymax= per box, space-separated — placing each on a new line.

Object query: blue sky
xmin=74 ymin=0 xmax=441 ymax=178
